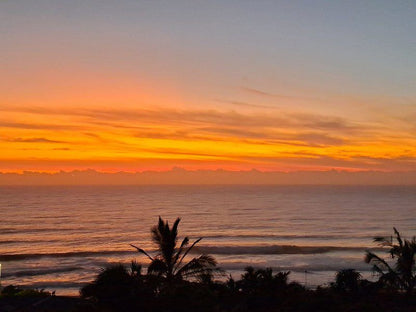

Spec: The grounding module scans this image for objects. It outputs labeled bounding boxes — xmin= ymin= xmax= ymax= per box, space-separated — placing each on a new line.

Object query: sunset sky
xmin=1 ymin=1 xmax=416 ymax=173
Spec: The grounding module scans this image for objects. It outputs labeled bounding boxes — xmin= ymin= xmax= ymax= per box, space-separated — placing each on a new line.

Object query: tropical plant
xmin=80 ymin=262 xmax=157 ymax=311
xmin=131 ymin=217 xmax=217 ymax=283
xmin=1 ymin=285 xmax=51 ymax=298
xmin=80 ymin=262 xmax=144 ymax=299
xmin=365 ymin=227 xmax=416 ymax=294
xmin=239 ymin=266 xmax=290 ymax=294
xmin=331 ymin=269 xmax=361 ymax=292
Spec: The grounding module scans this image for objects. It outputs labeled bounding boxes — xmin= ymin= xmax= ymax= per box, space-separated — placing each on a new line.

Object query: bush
xmin=1 ymin=284 xmax=51 ymax=297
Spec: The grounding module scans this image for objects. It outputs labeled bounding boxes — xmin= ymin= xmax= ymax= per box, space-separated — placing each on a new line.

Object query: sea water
xmin=0 ymin=185 xmax=415 ymax=295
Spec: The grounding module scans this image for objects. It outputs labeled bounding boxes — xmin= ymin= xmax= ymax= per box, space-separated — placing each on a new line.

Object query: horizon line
xmin=2 ymin=167 xmax=416 ymax=175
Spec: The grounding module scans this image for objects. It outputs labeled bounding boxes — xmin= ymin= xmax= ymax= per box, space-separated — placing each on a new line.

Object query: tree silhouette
xmin=131 ymin=217 xmax=217 ymax=283
xmin=332 ymin=269 xmax=361 ymax=292
xmin=365 ymin=227 xmax=416 ymax=294
xmin=239 ymin=266 xmax=290 ymax=294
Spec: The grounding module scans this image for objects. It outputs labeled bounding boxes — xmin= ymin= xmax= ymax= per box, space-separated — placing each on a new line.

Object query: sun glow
xmin=1 ymin=1 xmax=416 ymax=176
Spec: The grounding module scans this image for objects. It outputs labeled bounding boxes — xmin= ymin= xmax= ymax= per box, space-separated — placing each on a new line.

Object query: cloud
xmin=294 ymin=133 xmax=345 ymax=147
xmin=137 ymin=147 xmax=233 ymax=159
xmin=0 ymin=105 xmax=406 ymax=160
xmin=129 ymin=124 xmax=349 ymax=148
xmin=241 ymin=87 xmax=310 ymax=100
xmin=215 ymin=99 xmax=276 ymax=109
xmin=242 ymin=87 xmax=279 ymax=97
xmin=82 ymin=132 xmax=102 ymax=138
xmin=197 ymin=126 xmax=271 ymax=139
xmin=239 ymin=154 xmax=416 ymax=171
xmin=0 ymin=105 xmax=360 ymax=134
xmin=8 ymin=137 xmax=66 ymax=143
xmin=0 ymin=121 xmax=81 ymax=131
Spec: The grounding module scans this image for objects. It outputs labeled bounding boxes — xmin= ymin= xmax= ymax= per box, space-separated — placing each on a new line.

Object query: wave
xmin=0 ymin=244 xmax=382 ymax=261
xmin=0 ymin=227 xmax=90 ymax=234
xmin=218 ymin=262 xmax=373 ymax=273
xmin=195 ymin=245 xmax=373 ymax=255
xmin=2 ymin=260 xmax=375 ymax=281
xmin=21 ymin=281 xmax=88 ymax=289
xmin=0 ymin=250 xmax=136 ymax=261
xmin=2 ymin=266 xmax=82 ymax=278
xmin=200 ymin=233 xmax=374 ymax=240
xmin=0 ymin=239 xmax=69 ymax=245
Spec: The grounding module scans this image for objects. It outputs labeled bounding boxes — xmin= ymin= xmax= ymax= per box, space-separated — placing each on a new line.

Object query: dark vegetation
xmin=2 ymin=219 xmax=415 ymax=311
xmin=365 ymin=227 xmax=416 ymax=294
xmin=0 ymin=286 xmax=91 ymax=312
xmin=0 ymin=285 xmax=51 ymax=298
xmin=130 ymin=216 xmax=218 ymax=283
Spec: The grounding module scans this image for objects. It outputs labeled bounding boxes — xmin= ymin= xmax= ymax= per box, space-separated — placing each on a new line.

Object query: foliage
xmin=79 ymin=222 xmax=416 ymax=311
xmin=80 ymin=264 xmax=416 ymax=312
xmin=238 ymin=266 xmax=290 ymax=295
xmin=131 ymin=216 xmax=218 ymax=283
xmin=80 ymin=262 xmax=157 ymax=311
xmin=365 ymin=227 xmax=416 ymax=294
xmin=331 ymin=269 xmax=362 ymax=292
xmin=81 ymin=217 xmax=220 ymax=311
xmin=0 ymin=284 xmax=51 ymax=297
xmin=81 ymin=263 xmax=135 ymax=299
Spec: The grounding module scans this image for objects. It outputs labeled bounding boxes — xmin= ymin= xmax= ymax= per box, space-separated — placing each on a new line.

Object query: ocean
xmin=0 ymin=185 xmax=415 ymax=296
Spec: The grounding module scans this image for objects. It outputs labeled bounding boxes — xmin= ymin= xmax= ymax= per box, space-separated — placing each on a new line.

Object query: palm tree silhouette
xmin=365 ymin=227 xmax=416 ymax=294
xmin=131 ymin=217 xmax=217 ymax=283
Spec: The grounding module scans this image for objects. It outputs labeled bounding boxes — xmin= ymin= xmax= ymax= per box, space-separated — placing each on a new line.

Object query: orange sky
xmin=1 ymin=1 xmax=416 ymax=174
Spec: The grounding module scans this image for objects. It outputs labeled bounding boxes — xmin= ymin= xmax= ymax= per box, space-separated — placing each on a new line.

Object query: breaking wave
xmin=2 ymin=266 xmax=82 ymax=278
xmin=196 ymin=245 xmax=369 ymax=255
xmin=1 ymin=244 xmax=380 ymax=261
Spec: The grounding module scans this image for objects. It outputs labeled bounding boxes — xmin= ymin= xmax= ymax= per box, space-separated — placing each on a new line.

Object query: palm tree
xmin=365 ymin=227 xmax=416 ymax=294
xmin=131 ymin=217 xmax=217 ymax=283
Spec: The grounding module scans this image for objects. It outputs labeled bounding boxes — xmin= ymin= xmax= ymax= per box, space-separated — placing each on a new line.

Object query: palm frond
xmin=177 ymin=254 xmax=217 ymax=278
xmin=374 ymin=236 xmax=392 ymax=247
xmin=172 ymin=218 xmax=181 ymax=242
xmin=151 ymin=227 xmax=163 ymax=248
xmin=130 ymin=244 xmax=154 ymax=261
xmin=176 ymin=237 xmax=202 ymax=269
xmin=394 ymin=227 xmax=403 ymax=248
xmin=172 ymin=237 xmax=189 ymax=274
xmin=150 ymin=216 xmax=165 ymax=247
xmin=365 ymin=251 xmax=395 ymax=273
xmin=148 ymin=258 xmax=168 ymax=275
xmin=366 ymin=228 xmax=416 ymax=293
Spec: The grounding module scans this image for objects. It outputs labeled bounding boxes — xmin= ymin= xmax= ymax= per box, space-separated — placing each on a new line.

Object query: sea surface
xmin=0 ymin=185 xmax=415 ymax=295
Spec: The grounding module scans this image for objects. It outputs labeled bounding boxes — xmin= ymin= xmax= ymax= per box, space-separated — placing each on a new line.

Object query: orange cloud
xmin=1 ymin=105 xmax=415 ymax=173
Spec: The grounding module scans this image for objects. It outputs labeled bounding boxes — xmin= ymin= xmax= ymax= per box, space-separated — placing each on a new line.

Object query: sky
xmin=1 ymin=0 xmax=416 ymax=174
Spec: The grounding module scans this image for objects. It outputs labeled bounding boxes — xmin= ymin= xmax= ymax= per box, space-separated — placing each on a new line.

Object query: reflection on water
xmin=1 ymin=185 xmax=415 ymax=295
